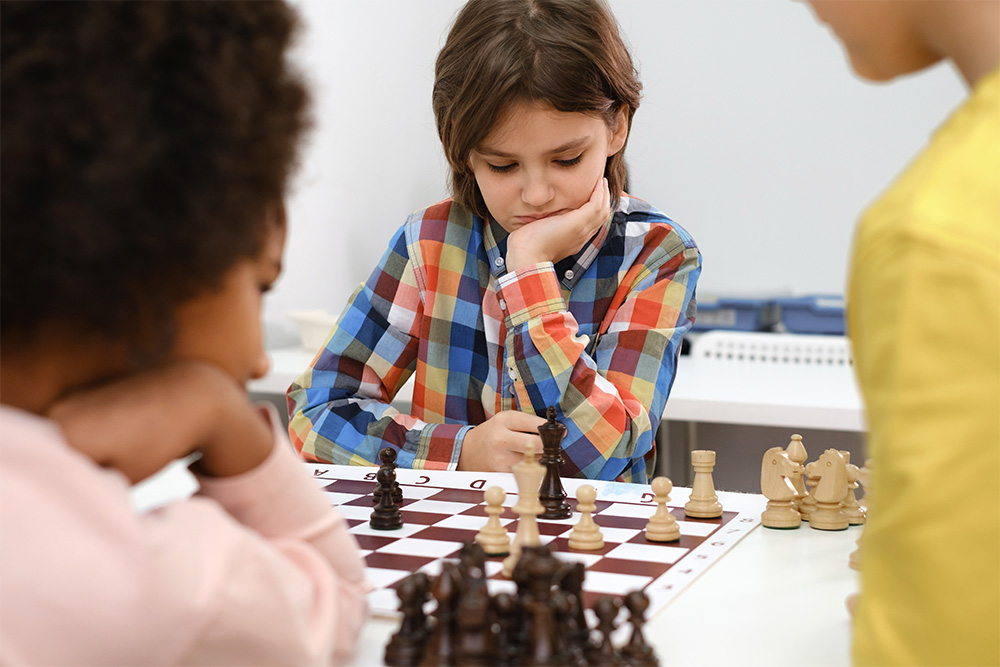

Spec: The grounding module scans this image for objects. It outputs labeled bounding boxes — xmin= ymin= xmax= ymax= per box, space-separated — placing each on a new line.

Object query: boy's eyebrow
xmin=476 ymin=137 xmax=589 ymax=159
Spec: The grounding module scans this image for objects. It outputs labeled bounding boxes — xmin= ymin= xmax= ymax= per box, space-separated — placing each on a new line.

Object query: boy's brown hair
xmin=433 ymin=0 xmax=642 ymax=220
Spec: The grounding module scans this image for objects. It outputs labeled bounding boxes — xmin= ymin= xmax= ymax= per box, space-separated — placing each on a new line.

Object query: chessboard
xmin=308 ymin=464 xmax=762 ymax=621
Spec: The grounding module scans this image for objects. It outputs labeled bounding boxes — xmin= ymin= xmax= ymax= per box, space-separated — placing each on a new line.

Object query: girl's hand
xmin=49 ymin=361 xmax=273 ymax=484
xmin=505 ymin=177 xmax=611 ymax=272
xmin=458 ymin=410 xmax=546 ymax=472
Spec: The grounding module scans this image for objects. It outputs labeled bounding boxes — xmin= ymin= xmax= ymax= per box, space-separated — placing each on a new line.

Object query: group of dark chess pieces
xmin=383 ymin=540 xmax=658 ymax=667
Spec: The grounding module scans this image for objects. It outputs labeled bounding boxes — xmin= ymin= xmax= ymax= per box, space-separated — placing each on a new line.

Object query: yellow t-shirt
xmin=849 ymin=66 xmax=1000 ymax=666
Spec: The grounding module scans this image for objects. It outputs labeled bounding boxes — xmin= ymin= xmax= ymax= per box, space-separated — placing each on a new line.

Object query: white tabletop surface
xmin=252 ymin=346 xmax=865 ymax=432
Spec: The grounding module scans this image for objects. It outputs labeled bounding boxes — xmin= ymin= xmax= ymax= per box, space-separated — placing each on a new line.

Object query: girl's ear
xmin=608 ymin=105 xmax=630 ymax=155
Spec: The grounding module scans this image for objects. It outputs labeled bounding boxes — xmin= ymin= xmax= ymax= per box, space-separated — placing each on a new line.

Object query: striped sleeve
xmin=497 ymin=223 xmax=700 ymax=482
xmin=287 ymin=221 xmax=470 ymax=470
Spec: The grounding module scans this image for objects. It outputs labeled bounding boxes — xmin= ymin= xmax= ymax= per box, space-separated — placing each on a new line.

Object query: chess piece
xmin=799 ymin=462 xmax=819 ymax=523
xmin=455 ymin=565 xmax=494 ymax=665
xmin=622 ymin=590 xmax=659 ymax=666
xmin=840 ymin=450 xmax=866 ymax=525
xmin=492 ymin=592 xmax=521 ymax=665
xmin=370 ymin=464 xmax=404 ymax=530
xmin=568 ymin=484 xmax=604 ymax=550
xmin=805 ymin=449 xmax=849 ymax=531
xmin=644 ymin=476 xmax=681 ymax=542
xmin=588 ymin=596 xmax=624 ymax=666
xmin=522 ymin=545 xmax=563 ymax=665
xmin=475 ymin=486 xmax=511 ymax=555
xmin=502 ymin=441 xmax=546 ymax=577
xmin=384 ymin=572 xmax=431 ymax=666
xmin=785 ymin=434 xmax=809 ymax=514
xmin=538 ymin=406 xmax=572 ymax=519
xmin=849 ymin=459 xmax=872 ymax=571
xmin=373 ymin=446 xmax=404 ymax=504
xmin=760 ymin=446 xmax=802 ymax=529
xmin=420 ymin=561 xmax=461 ymax=666
xmin=684 ymin=449 xmax=723 ymax=518
xmin=555 ymin=563 xmax=589 ymax=665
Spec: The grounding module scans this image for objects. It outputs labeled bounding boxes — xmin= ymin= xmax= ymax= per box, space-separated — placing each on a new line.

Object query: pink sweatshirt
xmin=0 ymin=405 xmax=369 ymax=665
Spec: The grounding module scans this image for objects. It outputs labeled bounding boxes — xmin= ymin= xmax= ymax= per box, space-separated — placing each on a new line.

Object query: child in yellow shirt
xmin=803 ymin=2 xmax=1000 ymax=665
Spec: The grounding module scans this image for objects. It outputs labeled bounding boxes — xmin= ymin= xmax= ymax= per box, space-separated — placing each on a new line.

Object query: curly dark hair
xmin=1 ymin=1 xmax=309 ymax=357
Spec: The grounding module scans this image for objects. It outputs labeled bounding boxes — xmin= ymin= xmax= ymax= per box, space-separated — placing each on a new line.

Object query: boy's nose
xmin=521 ymin=173 xmax=554 ymax=207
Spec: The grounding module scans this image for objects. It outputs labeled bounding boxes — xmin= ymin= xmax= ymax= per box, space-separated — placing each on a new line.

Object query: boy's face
xmin=469 ymin=100 xmax=627 ymax=234
xmin=806 ymin=1 xmax=941 ymax=81
xmin=169 ymin=222 xmax=285 ymax=387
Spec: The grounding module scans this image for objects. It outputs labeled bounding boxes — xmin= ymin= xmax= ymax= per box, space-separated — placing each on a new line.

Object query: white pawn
xmin=685 ymin=450 xmax=723 ymax=518
xmin=645 ymin=477 xmax=681 ymax=542
xmin=568 ymin=484 xmax=604 ymax=550
xmin=475 ymin=486 xmax=511 ymax=556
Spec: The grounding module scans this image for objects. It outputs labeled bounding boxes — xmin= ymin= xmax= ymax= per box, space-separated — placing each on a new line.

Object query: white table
xmin=664 ymin=355 xmax=865 ymax=432
xmin=352 ymin=518 xmax=860 ymax=667
xmin=250 ymin=346 xmax=865 ymax=433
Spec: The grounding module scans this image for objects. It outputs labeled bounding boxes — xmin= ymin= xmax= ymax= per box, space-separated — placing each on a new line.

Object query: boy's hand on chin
xmin=48 ymin=361 xmax=273 ymax=484
xmin=506 ymin=177 xmax=611 ymax=272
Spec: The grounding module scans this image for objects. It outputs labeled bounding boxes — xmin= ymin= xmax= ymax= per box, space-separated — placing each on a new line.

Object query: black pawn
xmin=538 ymin=406 xmax=571 ymax=520
xmin=589 ymin=596 xmax=624 ymax=666
xmin=385 ymin=572 xmax=432 ymax=666
xmin=622 ymin=590 xmax=658 ymax=666
xmin=373 ymin=447 xmax=404 ymax=504
xmin=370 ymin=465 xmax=404 ymax=530
xmin=420 ymin=561 xmax=461 ymax=667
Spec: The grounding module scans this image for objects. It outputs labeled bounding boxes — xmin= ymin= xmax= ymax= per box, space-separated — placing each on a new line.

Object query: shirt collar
xmin=481 ymin=211 xmax=614 ymax=289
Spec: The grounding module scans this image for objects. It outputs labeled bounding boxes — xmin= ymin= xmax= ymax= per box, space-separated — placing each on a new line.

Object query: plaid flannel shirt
xmin=288 ymin=195 xmax=700 ymax=482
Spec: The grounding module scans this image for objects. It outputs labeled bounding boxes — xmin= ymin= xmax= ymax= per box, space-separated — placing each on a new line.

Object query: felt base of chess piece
xmin=371 ymin=502 xmax=404 ymax=530
xmin=808 ymin=504 xmax=849 ymax=531
xmin=761 ymin=500 xmax=802 ymax=529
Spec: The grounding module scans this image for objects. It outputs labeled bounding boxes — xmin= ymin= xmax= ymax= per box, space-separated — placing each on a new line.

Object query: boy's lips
xmin=515 ymin=209 xmax=566 ymax=224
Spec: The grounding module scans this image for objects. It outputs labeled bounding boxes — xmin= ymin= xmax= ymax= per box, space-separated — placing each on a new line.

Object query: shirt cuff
xmin=195 ymin=403 xmax=336 ymax=539
xmin=496 ymin=263 xmax=566 ymax=327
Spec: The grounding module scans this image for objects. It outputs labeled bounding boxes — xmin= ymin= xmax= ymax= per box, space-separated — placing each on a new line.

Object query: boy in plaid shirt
xmin=289 ymin=0 xmax=700 ymax=482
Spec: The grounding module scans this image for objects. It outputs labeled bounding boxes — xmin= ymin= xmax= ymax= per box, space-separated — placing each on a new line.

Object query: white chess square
xmin=398 ymin=485 xmax=444 ymax=500
xmin=677 ymin=521 xmax=718 ymax=537
xmin=403 ymin=499 xmax=477 ymax=515
xmin=378 ymin=537 xmax=464 ymax=558
xmin=432 ymin=514 xmax=513 ymax=530
xmin=325 ymin=491 xmax=367 ymax=507
xmin=581 ymin=570 xmax=653 ymax=595
xmin=605 ymin=541 xmax=687 ymax=564
xmin=336 ymin=504 xmax=379 ymax=521
xmin=364 ymin=567 xmax=413 ymax=590
xmin=552 ymin=551 xmax=603 ymax=568
xmin=598 ymin=502 xmax=657 ymax=519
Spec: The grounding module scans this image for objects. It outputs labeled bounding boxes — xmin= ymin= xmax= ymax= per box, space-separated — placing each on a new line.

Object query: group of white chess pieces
xmin=760 ymin=434 xmax=871 ymax=570
xmin=473 ymin=442 xmax=725 ymax=578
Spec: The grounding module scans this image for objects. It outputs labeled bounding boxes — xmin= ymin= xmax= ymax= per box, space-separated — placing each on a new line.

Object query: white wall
xmin=267 ymin=0 xmax=966 ymax=348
